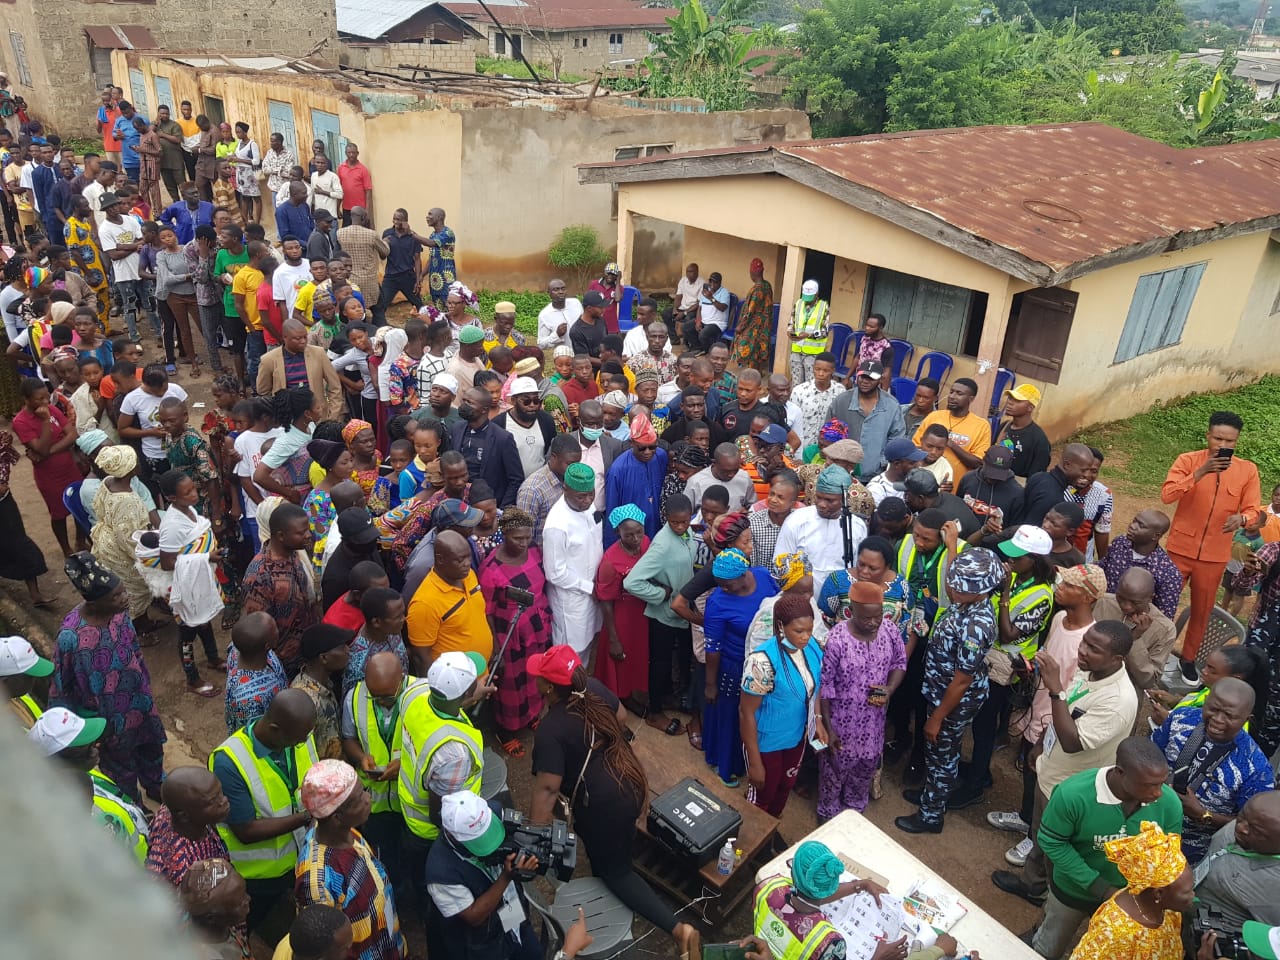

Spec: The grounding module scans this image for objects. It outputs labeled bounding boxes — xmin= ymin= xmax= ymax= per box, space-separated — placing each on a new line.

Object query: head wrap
xmin=712 ymin=547 xmax=750 ymax=580
xmin=24 ymin=266 xmax=49 ymax=289
xmin=674 ymin=444 xmax=711 ymax=469
xmin=1056 ymin=563 xmax=1108 ymax=600
xmin=256 ymin=496 xmax=285 ymax=546
xmin=498 ymin=506 xmax=534 ymax=533
xmin=749 ymin=257 xmax=765 ymax=274
xmin=64 ymin=551 xmax=120 ymax=601
xmin=50 ymin=301 xmax=75 ymax=325
xmin=815 ymin=465 xmax=852 ymax=494
xmin=819 ymin=419 xmax=848 ymax=444
xmin=75 ymin=429 xmax=109 ymax=455
xmin=95 ymin=444 xmax=136 ymax=478
xmin=448 ymin=280 xmax=477 ymax=305
xmin=633 ymin=368 xmax=661 ymax=387
xmin=375 ymin=328 xmax=408 ymax=400
xmin=771 ymin=550 xmax=812 ymax=591
xmin=609 ymin=503 xmax=646 ymax=530
xmin=823 ymin=439 xmax=864 ymax=466
xmin=307 ymin=438 xmax=346 ymax=471
xmin=300 ymin=759 xmax=358 ymax=819
xmin=46 ymin=344 xmax=79 ymax=365
xmin=629 ymin=412 xmax=657 ymax=445
xmin=792 ymin=841 xmax=844 ymax=901
xmin=563 ymin=462 xmax=596 ymax=493
xmin=945 ymin=547 xmax=1005 ymax=596
xmin=1105 ymin=821 xmax=1186 ymax=894
xmin=600 ymin=390 xmax=629 ymax=411
xmin=341 ymin=418 xmax=373 ymax=448
xmin=712 ymin=511 xmax=750 ymax=550
xmin=553 ymin=345 xmax=574 ymax=360
xmin=418 ymin=302 xmax=442 ymax=322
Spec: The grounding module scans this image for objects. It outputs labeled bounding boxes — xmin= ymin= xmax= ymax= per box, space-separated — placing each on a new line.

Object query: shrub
xmin=547 ymin=225 xmax=609 ymax=293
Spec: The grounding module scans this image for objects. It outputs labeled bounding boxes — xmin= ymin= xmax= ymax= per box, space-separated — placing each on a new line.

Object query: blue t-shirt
xmin=382 ymin=228 xmax=423 ymax=277
xmin=113 ymin=115 xmax=142 ymax=167
xmin=704 ymin=568 xmax=778 ymax=662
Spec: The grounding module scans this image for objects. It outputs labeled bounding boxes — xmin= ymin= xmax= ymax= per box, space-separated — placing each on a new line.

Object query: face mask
xmin=581 ymin=426 xmax=603 ymax=441
xmin=457 ymin=403 xmax=476 ymax=422
xmin=780 ymin=638 xmax=798 ymax=651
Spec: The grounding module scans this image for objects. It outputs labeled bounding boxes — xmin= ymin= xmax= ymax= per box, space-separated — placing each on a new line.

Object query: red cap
xmin=527 ymin=645 xmax=581 ymax=685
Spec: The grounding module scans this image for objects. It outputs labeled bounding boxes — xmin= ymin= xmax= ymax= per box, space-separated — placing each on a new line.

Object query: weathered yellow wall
xmin=682 ymin=227 xmax=781 ymax=299
xmin=362 ymin=109 xmax=464 ymax=234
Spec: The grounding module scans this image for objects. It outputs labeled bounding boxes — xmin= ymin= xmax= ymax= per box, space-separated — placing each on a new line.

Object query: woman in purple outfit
xmin=817 ymin=578 xmax=906 ymax=818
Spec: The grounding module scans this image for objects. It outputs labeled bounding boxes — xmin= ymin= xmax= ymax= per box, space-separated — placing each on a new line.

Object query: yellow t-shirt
xmin=4 ymin=162 xmax=31 ymax=212
xmin=231 ymin=265 xmax=265 ymax=332
xmin=176 ymin=117 xmax=200 ymax=138
xmin=293 ymin=281 xmax=316 ymax=323
xmin=913 ymin=410 xmax=991 ymax=483
xmin=271 ymin=935 xmax=294 ymax=960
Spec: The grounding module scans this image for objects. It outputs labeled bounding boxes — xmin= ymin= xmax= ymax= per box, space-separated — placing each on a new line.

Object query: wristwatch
xmin=1052 ymin=690 xmax=1068 ymax=701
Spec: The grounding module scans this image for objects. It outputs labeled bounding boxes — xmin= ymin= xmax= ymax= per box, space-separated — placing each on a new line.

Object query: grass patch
xmin=1073 ymin=375 xmax=1280 ymax=497
xmin=476 ymin=289 xmax=549 ymax=338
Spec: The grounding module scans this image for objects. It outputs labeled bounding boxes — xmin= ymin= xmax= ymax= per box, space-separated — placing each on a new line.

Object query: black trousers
xmin=962 ymin=680 xmax=1011 ymax=789
xmin=681 ymin=317 xmax=721 ymax=353
xmin=374 ymin=271 xmax=421 ymax=323
xmin=648 ymin=620 xmax=690 ymax=709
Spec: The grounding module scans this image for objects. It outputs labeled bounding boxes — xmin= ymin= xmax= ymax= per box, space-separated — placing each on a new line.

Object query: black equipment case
xmin=646 ymin=776 xmax=743 ymax=865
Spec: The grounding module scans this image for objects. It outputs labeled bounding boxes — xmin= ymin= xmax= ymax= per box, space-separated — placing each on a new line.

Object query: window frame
xmin=1113 ymin=262 xmax=1207 ymax=364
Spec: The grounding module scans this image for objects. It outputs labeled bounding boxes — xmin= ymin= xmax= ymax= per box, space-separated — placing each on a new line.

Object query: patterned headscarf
xmin=712 ymin=547 xmax=750 ymax=580
xmin=749 ymin=257 xmax=765 ymax=274
xmin=711 ymin=511 xmax=750 ymax=550
xmin=447 ymin=280 xmax=478 ymax=306
xmin=341 ymin=419 xmax=373 ymax=448
xmin=1105 ymin=821 xmax=1186 ymax=894
xmin=629 ymin=412 xmax=657 ymax=445
xmin=609 ymin=503 xmax=646 ymax=530
xmin=95 ymin=444 xmax=137 ymax=478
xmin=1056 ymin=563 xmax=1108 ymax=600
xmin=819 ymin=419 xmax=849 ymax=443
xmin=24 ymin=266 xmax=49 ymax=289
xmin=771 ymin=550 xmax=812 ymax=591
xmin=674 ymin=443 xmax=711 ymax=469
xmin=301 ymin=759 xmax=358 ymax=819
xmin=46 ymin=345 xmax=79 ymax=365
xmin=64 ymin=551 xmax=120 ymax=601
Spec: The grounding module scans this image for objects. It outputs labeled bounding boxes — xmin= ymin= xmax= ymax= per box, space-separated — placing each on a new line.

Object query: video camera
xmin=483 ymin=809 xmax=578 ymax=882
xmin=1194 ymin=907 xmax=1255 ymax=959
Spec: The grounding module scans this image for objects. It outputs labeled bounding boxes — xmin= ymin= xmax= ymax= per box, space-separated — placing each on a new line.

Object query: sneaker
xmin=1179 ymin=659 xmax=1202 ymax=685
xmin=1005 ymin=836 xmax=1034 ymax=867
xmin=987 ymin=811 xmax=1030 ymax=833
xmin=947 ymin=783 xmax=985 ymax=810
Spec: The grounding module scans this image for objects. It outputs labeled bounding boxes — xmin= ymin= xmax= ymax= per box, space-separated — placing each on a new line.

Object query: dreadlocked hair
xmin=271 ymin=386 xmax=314 ymax=429
xmin=556 ymin=665 xmax=647 ymax=806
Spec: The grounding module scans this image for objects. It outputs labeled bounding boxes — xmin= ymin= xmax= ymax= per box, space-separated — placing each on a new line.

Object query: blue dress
xmin=703 ymin=568 xmax=778 ymax=782
xmin=603 ymin=448 xmax=668 ymax=548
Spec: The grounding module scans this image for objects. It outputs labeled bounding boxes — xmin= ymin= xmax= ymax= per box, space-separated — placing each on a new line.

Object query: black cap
xmin=902 ymin=468 xmax=939 ymax=496
xmin=583 ymin=290 xmax=606 ymax=308
xmin=981 ymin=445 xmax=1015 ymax=481
xmin=300 ymin=624 xmax=353 ymax=660
xmin=336 ymin=507 xmax=378 ymax=545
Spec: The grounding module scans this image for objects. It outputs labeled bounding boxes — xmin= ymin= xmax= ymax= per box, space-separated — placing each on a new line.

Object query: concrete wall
xmin=683 ymin=227 xmax=782 ymax=301
xmin=476 ymin=24 xmax=660 ymax=77
xmin=3 ymin=0 xmax=338 ymax=136
xmin=342 ymin=42 xmax=476 ymax=74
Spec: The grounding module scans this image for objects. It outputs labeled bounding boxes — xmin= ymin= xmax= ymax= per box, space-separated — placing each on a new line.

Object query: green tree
xmin=641 ymin=0 xmax=771 ymax=110
xmin=1010 ymin=0 xmax=1187 ymax=53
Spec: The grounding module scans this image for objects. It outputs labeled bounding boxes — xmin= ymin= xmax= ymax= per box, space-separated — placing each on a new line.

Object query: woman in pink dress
xmin=595 ymin=504 xmax=652 ymax=714
xmin=11 ymin=376 xmax=84 ymax=557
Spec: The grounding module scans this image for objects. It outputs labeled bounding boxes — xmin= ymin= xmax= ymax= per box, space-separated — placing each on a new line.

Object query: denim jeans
xmin=113 ymin=278 xmax=156 ymax=342
xmin=197 ymin=302 xmax=224 ymax=371
xmin=245 ymin=329 xmax=267 ymax=388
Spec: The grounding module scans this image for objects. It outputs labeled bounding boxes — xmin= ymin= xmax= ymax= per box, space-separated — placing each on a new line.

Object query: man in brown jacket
xmin=256 ymin=318 xmax=346 ymax=419
xmin=335 ymin=206 xmax=387 ymax=317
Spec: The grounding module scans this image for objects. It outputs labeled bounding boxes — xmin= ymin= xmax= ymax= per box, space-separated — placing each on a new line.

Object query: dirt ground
xmin=3 ymin=349 xmax=1201 ymax=957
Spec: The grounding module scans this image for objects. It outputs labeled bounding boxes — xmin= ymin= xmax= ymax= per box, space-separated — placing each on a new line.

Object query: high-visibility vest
xmin=790 ymin=299 xmax=830 ymax=355
xmin=992 ymin=579 xmax=1055 ymax=661
xmin=398 ymin=679 xmax=483 ymax=840
xmin=90 ymin=768 xmax=149 ymax=864
xmin=11 ymin=693 xmax=42 ymax=727
xmin=896 ymin=536 xmax=968 ymax=623
xmin=753 ymin=876 xmax=839 ymax=960
xmin=349 ymin=680 xmax=403 ymax=814
xmin=209 ymin=725 xmax=318 ymax=879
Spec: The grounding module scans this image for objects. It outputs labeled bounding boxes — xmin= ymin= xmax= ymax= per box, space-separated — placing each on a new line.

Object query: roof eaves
xmin=577 ymin=144 xmax=777 ymax=183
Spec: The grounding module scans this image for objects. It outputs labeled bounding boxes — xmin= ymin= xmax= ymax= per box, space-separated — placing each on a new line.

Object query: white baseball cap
xmin=509 ymin=377 xmax=539 ymax=396
xmin=0 ymin=636 xmax=53 ymax=678
xmin=427 ymin=651 xmax=479 ymax=700
xmin=998 ymin=524 xmax=1054 ymax=558
xmin=28 ymin=707 xmax=106 ymax=756
xmin=801 ymin=279 xmax=820 ymax=297
xmin=432 ymin=372 xmax=460 ymax=395
xmin=441 ymin=791 xmax=506 ymax=855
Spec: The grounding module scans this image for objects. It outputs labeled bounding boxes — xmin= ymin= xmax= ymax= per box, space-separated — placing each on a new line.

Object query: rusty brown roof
xmin=578 ymin=123 xmax=1280 ymax=285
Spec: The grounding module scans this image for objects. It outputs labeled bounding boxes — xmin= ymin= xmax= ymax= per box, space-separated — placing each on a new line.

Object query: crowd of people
xmin=0 ymin=97 xmax=1279 ymax=960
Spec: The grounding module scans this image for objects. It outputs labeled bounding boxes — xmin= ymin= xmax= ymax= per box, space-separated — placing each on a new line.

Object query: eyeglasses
xmin=634 ymin=444 xmax=657 ymax=453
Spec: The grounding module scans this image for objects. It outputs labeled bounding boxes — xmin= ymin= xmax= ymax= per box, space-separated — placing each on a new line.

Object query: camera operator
xmin=527 ymin=646 xmax=702 ymax=959
xmin=1194 ymin=791 xmax=1280 ymax=937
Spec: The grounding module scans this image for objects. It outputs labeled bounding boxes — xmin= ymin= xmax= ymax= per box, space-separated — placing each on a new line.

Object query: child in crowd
xmin=231 ymin=397 xmax=282 ymax=544
xmin=398 ymin=419 xmax=444 ymax=505
xmin=1222 ymin=513 xmax=1266 ymax=617
xmin=72 ymin=306 xmax=114 ymax=370
xmin=223 ymin=611 xmax=288 ymax=736
xmin=919 ymin=422 xmax=954 ymax=492
xmin=1043 ymin=502 xmax=1087 ymax=568
xmin=549 ymin=345 xmax=573 ymax=385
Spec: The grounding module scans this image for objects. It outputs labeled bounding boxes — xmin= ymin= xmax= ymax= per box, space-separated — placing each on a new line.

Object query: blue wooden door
xmin=267 ymin=100 xmax=297 ymax=158
xmin=129 ymin=68 xmax=149 ymax=118
xmin=310 ymin=109 xmax=343 ymax=165
xmin=152 ymin=75 xmax=173 ymax=114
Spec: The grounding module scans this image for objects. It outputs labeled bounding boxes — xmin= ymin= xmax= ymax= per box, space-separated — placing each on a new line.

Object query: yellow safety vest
xmin=209 ymin=725 xmax=318 ymax=879
xmin=398 ymin=679 xmax=483 ymax=840
xmin=790 ymin=299 xmax=830 ymax=355
xmin=896 ymin=536 xmax=968 ymax=624
xmin=753 ymin=876 xmax=839 ymax=960
xmin=90 ymin=768 xmax=149 ymax=864
xmin=11 ymin=693 xmax=42 ymax=728
xmin=349 ymin=680 xmax=403 ymax=815
xmin=992 ymin=579 xmax=1055 ymax=661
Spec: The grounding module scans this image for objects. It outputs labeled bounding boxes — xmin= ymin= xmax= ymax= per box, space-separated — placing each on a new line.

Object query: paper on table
xmin=901 ymin=878 xmax=968 ymax=933
xmin=820 ymin=878 xmax=905 ymax=960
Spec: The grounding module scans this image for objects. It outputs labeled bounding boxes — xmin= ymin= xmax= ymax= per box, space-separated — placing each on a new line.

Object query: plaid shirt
xmin=416 ymin=349 xmax=453 ymax=398
xmin=515 ymin=464 xmax=565 ymax=545
xmin=335 ymin=225 xmax=389 ymax=304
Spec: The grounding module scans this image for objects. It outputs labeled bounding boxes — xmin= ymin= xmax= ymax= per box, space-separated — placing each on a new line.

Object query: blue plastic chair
xmin=616 ymin=285 xmax=640 ymax=332
xmin=63 ymin=481 xmax=92 ymax=538
xmin=914 ymin=351 xmax=954 ymax=384
xmin=720 ymin=292 xmax=742 ymax=342
xmin=851 ymin=329 xmax=863 ymax=361
xmin=887 ymin=338 xmax=914 ymax=379
xmin=828 ymin=323 xmax=855 ymax=377
xmin=990 ymin=366 xmax=1016 ymax=417
xmin=891 ymin=376 xmax=918 ymax=405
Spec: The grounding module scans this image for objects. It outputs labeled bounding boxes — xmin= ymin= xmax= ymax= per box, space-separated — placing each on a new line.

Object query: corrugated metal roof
xmin=170 ymin=56 xmax=297 ymax=71
xmin=445 ymin=0 xmax=673 ymax=30
xmin=83 ymin=25 xmax=157 ymax=50
xmin=337 ymin=0 xmax=501 ymax=40
xmin=579 ymin=124 xmax=1280 ymax=284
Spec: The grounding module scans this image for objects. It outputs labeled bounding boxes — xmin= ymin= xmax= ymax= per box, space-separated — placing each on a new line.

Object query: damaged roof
xmin=579 ymin=123 xmax=1280 ymax=285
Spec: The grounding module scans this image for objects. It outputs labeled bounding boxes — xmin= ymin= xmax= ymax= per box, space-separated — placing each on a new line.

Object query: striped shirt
xmin=296 ymin=828 xmax=406 ymax=960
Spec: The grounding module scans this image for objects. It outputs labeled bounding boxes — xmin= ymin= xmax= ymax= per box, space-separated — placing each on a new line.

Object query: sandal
xmin=720 ymin=775 xmax=741 ymax=788
xmin=187 ymin=681 xmax=220 ymax=698
xmin=499 ymin=737 xmax=526 ymax=759
xmin=207 ymin=657 xmax=227 ymax=672
xmin=687 ymin=730 xmax=703 ymax=750
xmin=660 ymin=717 xmax=684 ymax=736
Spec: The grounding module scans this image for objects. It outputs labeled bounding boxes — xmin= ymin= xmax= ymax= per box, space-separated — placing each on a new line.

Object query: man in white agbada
xmin=542 ymin=461 xmax=603 ymax=654
xmin=774 ymin=464 xmax=867 ymax=585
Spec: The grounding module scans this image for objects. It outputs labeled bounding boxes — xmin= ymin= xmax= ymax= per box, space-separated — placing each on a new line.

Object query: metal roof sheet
xmin=444 ymin=0 xmax=673 ymax=30
xmin=337 ymin=0 xmax=484 ymax=40
xmin=83 ymin=25 xmax=157 ymax=50
xmin=580 ymin=124 xmax=1280 ymax=284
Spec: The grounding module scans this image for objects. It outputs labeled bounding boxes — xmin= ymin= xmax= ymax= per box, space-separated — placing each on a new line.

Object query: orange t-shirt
xmin=101 ymin=365 xmax=143 ymax=400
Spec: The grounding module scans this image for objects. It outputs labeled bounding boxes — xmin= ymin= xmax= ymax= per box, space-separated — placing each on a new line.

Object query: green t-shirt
xmin=1037 ymin=766 xmax=1183 ymax=908
xmin=213 ymin=246 xmax=249 ymax=317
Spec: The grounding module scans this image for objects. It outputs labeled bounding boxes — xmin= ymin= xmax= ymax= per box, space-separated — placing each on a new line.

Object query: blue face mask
xmin=581 ymin=427 xmax=603 ymax=441
xmin=780 ymin=637 xmax=798 ymax=651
